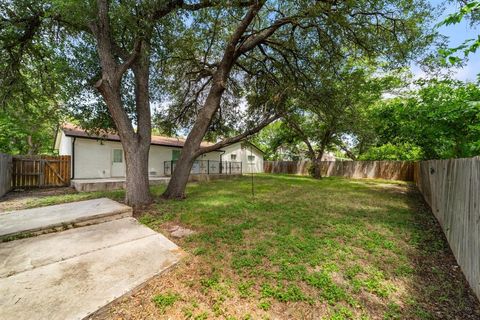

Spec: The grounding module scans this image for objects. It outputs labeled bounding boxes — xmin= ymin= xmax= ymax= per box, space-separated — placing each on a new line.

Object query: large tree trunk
xmin=312 ymin=143 xmax=325 ymax=179
xmin=91 ymin=0 xmax=153 ymax=209
xmin=312 ymin=129 xmax=332 ymax=179
xmin=312 ymin=158 xmax=322 ymax=179
xmin=94 ymin=62 xmax=153 ymax=208
xmin=124 ymin=142 xmax=151 ymax=207
xmin=100 ymin=87 xmax=153 ymax=208
xmin=125 ymin=43 xmax=153 ymax=207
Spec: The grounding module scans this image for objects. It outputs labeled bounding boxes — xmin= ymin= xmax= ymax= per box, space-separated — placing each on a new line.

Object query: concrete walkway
xmin=0 ymin=201 xmax=183 ymax=320
xmin=0 ymin=198 xmax=132 ymax=240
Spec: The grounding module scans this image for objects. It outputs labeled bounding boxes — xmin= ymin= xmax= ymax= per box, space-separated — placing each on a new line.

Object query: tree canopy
xmin=438 ymin=0 xmax=480 ymax=66
xmin=0 ymin=0 xmax=437 ymax=202
xmin=359 ymin=79 xmax=480 ymax=160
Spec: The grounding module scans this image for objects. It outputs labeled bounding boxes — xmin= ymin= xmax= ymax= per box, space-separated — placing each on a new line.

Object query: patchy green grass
xmin=152 ymin=292 xmax=181 ymax=313
xmin=15 ymin=175 xmax=479 ymax=319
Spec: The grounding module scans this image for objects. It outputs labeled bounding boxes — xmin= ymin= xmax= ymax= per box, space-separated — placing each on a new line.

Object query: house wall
xmin=63 ymin=137 xmax=223 ymax=179
xmin=58 ymin=132 xmax=72 ymax=156
xmin=222 ymin=142 xmax=264 ymax=173
xmin=74 ymin=139 xmax=116 ymax=178
xmin=148 ymin=145 xmax=220 ymax=176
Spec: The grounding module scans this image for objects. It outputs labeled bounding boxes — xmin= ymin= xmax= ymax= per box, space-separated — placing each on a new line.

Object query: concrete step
xmin=0 ymin=198 xmax=132 ymax=241
xmin=0 ymin=217 xmax=183 ymax=320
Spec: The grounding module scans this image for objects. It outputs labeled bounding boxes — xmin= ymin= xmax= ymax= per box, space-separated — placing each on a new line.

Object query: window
xmin=113 ymin=149 xmax=123 ymax=163
xmin=230 ymin=154 xmax=237 ymax=161
xmin=172 ymin=149 xmax=181 ymax=161
xmin=248 ymin=155 xmax=255 ymax=162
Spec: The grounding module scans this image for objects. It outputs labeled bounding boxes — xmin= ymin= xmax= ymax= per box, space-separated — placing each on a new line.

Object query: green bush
xmin=358 ymin=143 xmax=424 ymax=161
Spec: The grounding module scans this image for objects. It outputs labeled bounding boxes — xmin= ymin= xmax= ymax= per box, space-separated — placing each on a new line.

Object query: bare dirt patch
xmin=0 ymin=187 xmax=77 ymax=213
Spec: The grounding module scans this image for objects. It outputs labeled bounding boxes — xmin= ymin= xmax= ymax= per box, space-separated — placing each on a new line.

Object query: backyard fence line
xmin=266 ymin=157 xmax=480 ymax=300
xmin=0 ymin=153 xmax=12 ymax=197
xmin=11 ymin=155 xmax=71 ymax=188
xmin=414 ymin=156 xmax=480 ymax=300
xmin=264 ymin=160 xmax=415 ymax=181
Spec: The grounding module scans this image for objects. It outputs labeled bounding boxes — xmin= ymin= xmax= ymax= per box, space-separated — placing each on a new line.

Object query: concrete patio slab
xmin=0 ymin=217 xmax=183 ymax=320
xmin=0 ymin=218 xmax=156 ymax=277
xmin=0 ymin=198 xmax=132 ymax=240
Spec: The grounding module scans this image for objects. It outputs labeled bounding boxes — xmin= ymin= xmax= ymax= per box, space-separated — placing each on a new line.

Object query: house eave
xmin=64 ymin=134 xmax=225 ymax=152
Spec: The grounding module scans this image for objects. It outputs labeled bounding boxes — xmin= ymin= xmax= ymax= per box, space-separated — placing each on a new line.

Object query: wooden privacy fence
xmin=0 ymin=153 xmax=12 ymax=197
xmin=414 ymin=156 xmax=480 ymax=300
xmin=264 ymin=160 xmax=311 ymax=175
xmin=12 ymin=155 xmax=71 ymax=188
xmin=264 ymin=160 xmax=415 ymax=181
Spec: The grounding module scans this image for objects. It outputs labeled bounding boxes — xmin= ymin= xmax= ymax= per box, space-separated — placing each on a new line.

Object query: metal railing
xmin=164 ymin=160 xmax=242 ymax=176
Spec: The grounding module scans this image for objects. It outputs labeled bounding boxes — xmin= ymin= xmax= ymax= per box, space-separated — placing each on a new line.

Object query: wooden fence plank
xmin=11 ymin=155 xmax=71 ymax=188
xmin=414 ymin=156 xmax=480 ymax=301
xmin=264 ymin=160 xmax=415 ymax=181
xmin=0 ymin=153 xmax=12 ymax=197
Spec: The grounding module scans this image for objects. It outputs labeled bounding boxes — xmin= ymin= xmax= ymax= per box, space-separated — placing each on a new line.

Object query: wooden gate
xmin=12 ymin=155 xmax=71 ymax=188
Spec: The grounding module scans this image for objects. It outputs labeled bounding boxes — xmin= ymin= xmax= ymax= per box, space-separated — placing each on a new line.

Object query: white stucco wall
xmin=63 ymin=137 xmax=224 ymax=179
xmin=222 ymin=142 xmax=264 ymax=173
xmin=74 ymin=139 xmax=116 ymax=178
xmin=147 ymin=145 xmax=221 ymax=176
xmin=58 ymin=132 xmax=72 ymax=156
xmin=55 ymin=131 xmax=265 ymax=178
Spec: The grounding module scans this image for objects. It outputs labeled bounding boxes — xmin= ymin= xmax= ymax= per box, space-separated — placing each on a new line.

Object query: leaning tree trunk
xmin=163 ymin=81 xmax=225 ymax=199
xmin=163 ymin=149 xmax=197 ymax=199
xmin=163 ymin=2 xmax=270 ymax=199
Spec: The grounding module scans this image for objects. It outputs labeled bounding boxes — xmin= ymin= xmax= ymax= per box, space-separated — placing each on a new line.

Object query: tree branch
xmin=235 ymin=17 xmax=293 ymax=56
xmin=195 ymin=114 xmax=280 ymax=156
xmin=116 ymin=39 xmax=142 ymax=79
xmin=336 ymin=142 xmax=357 ymax=160
xmin=283 ymin=116 xmax=315 ymax=160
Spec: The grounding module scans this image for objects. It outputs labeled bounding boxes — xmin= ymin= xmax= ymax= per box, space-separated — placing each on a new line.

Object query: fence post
xmin=39 ymin=159 xmax=45 ymax=187
xmin=207 ymin=160 xmax=210 ymax=174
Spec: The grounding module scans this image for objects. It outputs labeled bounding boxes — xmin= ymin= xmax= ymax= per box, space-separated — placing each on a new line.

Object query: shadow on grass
xmin=132 ymin=175 xmax=480 ymax=319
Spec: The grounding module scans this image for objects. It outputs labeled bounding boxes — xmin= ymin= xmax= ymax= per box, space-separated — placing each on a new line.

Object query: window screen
xmin=113 ymin=149 xmax=123 ymax=163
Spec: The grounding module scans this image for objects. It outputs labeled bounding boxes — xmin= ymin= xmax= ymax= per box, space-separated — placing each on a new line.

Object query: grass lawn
xmin=4 ymin=175 xmax=479 ymax=319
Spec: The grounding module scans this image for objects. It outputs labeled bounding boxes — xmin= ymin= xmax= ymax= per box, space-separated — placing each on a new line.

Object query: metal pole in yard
xmin=250 ymin=145 xmax=254 ymax=198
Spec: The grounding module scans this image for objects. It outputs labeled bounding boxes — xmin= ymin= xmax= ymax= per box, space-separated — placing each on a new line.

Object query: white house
xmin=54 ymin=124 xmax=264 ymax=179
xmin=222 ymin=142 xmax=264 ymax=174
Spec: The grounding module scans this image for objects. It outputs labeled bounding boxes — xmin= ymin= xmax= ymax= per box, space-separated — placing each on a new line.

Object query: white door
xmin=111 ymin=149 xmax=125 ymax=177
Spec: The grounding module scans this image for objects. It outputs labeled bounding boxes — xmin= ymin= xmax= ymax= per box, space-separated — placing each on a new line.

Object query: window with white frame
xmin=230 ymin=154 xmax=237 ymax=160
xmin=248 ymin=155 xmax=255 ymax=162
